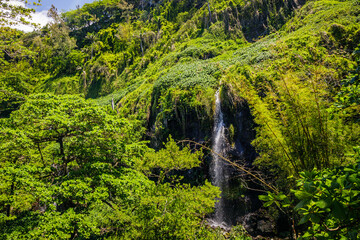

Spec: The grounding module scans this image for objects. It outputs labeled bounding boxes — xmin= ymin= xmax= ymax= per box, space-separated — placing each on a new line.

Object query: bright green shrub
xmin=292 ymin=154 xmax=360 ymax=239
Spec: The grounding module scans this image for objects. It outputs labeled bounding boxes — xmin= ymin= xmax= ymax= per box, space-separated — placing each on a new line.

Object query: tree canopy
xmin=0 ymin=0 xmax=41 ymax=27
xmin=0 ymin=0 xmax=360 ymax=238
xmin=0 ymin=94 xmax=219 ymax=239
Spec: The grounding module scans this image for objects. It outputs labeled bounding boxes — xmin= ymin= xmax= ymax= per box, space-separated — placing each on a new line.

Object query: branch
xmin=179 ymin=140 xmax=279 ymax=193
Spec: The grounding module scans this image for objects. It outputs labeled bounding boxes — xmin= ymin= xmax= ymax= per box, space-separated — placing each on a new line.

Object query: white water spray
xmin=209 ymin=89 xmax=229 ymax=229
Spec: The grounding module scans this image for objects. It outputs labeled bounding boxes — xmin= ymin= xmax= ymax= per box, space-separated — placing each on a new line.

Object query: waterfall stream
xmin=209 ymin=89 xmax=229 ymax=229
xmin=207 ymin=89 xmax=264 ymax=233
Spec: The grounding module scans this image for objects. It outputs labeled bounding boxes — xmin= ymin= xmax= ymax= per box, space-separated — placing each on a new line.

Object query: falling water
xmin=209 ymin=89 xmax=229 ymax=229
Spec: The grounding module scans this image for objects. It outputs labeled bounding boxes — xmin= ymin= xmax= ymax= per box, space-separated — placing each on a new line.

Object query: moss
xmin=229 ymin=124 xmax=235 ymax=146
xmin=150 ymin=86 xmax=216 ymax=142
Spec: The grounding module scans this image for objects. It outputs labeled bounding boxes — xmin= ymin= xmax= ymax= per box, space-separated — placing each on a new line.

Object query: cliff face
xmin=135 ymin=0 xmax=308 ymax=148
xmin=213 ymin=0 xmax=306 ymax=41
xmin=147 ymin=81 xmax=278 ymax=234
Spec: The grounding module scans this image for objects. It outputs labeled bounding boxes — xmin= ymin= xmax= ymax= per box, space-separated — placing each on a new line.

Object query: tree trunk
xmin=58 ymin=137 xmax=67 ymax=175
xmin=207 ymin=1 xmax=212 ymax=27
xmin=37 ymin=142 xmax=45 ymax=165
xmin=140 ymin=33 xmax=144 ymax=56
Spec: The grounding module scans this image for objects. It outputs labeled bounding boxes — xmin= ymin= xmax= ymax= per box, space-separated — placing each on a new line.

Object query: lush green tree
xmin=0 ymin=0 xmax=41 ymax=27
xmin=63 ymin=0 xmax=134 ymax=34
xmin=0 ymin=94 xmax=219 ymax=239
xmin=227 ymin=52 xmax=354 ymax=177
xmin=0 ymin=28 xmax=41 ymax=117
xmin=126 ymin=137 xmax=219 ymax=239
xmin=0 ymin=93 xmax=142 ymax=238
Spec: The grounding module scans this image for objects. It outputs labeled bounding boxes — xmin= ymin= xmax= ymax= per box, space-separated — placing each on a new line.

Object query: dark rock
xmin=147 ymin=87 xmax=291 ymax=238
xmin=238 ymin=209 xmax=277 ymax=237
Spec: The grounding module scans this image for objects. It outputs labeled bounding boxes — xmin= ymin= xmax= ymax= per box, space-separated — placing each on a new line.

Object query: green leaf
xmin=298 ymin=214 xmax=311 ymax=225
xmin=263 ymin=200 xmax=274 ymax=207
xmin=282 ymin=203 xmax=291 ymax=208
xmin=336 ymin=176 xmax=346 ymax=188
xmin=316 ymin=199 xmax=331 ymax=209
xmin=295 ymin=199 xmax=309 ymax=210
xmin=348 ymin=174 xmax=359 ymax=183
xmin=294 ymin=190 xmax=313 ymax=200
xmin=344 ymin=168 xmax=356 ymax=173
xmin=258 ymin=194 xmax=270 ymax=201
xmin=276 ymin=193 xmax=288 ymax=201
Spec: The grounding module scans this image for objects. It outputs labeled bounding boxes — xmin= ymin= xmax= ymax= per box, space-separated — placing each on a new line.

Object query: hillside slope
xmin=1 ymin=0 xmax=360 ymax=238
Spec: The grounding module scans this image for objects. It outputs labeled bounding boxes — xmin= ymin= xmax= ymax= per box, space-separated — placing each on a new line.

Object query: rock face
xmin=238 ymin=209 xmax=277 ymax=237
xmin=211 ymin=89 xmax=262 ymax=229
xmin=147 ymin=88 xmax=288 ymax=237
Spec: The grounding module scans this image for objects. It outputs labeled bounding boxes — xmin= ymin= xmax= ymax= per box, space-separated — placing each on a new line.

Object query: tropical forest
xmin=0 ymin=0 xmax=360 ymax=239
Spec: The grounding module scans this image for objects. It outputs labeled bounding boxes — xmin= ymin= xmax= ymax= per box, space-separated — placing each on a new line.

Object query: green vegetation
xmin=293 ymin=159 xmax=360 ymax=239
xmin=1 ymin=0 xmax=360 ymax=238
xmin=0 ymin=0 xmax=41 ymax=27
xmin=0 ymin=94 xmax=220 ymax=239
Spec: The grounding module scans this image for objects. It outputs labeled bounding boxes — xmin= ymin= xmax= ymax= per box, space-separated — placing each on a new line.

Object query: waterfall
xmin=209 ymin=89 xmax=229 ymax=228
xmin=207 ymin=89 xmax=262 ymax=233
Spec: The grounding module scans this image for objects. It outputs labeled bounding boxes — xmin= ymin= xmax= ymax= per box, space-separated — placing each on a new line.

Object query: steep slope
xmin=0 ymin=0 xmax=359 ymax=238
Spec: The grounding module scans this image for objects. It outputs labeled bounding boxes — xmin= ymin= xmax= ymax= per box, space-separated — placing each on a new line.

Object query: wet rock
xmin=239 ymin=209 xmax=277 ymax=237
xmin=258 ymin=219 xmax=275 ymax=234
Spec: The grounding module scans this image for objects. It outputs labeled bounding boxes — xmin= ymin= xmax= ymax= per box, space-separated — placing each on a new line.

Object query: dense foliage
xmin=0 ymin=94 xmax=220 ymax=239
xmin=0 ymin=0 xmax=359 ymax=238
xmin=293 ymin=159 xmax=360 ymax=239
xmin=0 ymin=0 xmax=41 ymax=27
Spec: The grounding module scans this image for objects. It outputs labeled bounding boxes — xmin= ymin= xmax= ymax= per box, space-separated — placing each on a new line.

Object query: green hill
xmin=1 ymin=0 xmax=359 ymax=238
